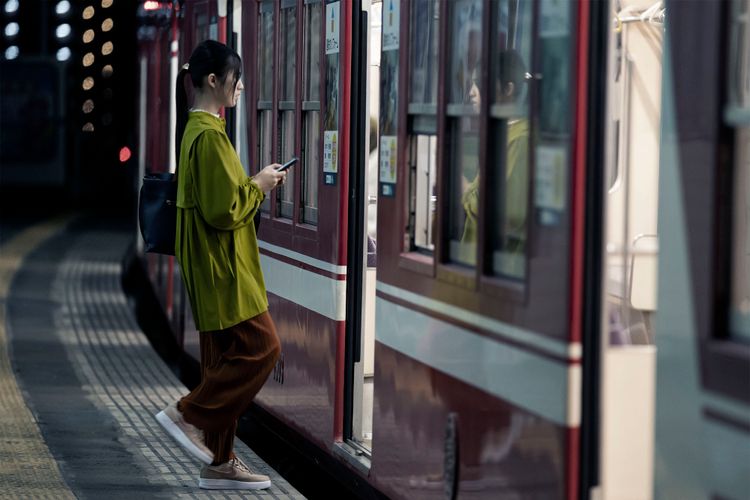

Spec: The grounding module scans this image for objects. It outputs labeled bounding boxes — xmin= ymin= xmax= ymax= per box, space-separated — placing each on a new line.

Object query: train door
xmin=369 ymin=1 xmax=602 ymax=498
xmin=240 ymin=0 xmax=362 ymax=458
xmin=653 ymin=1 xmax=750 ymax=498
xmin=339 ymin=0 xmax=381 ymax=466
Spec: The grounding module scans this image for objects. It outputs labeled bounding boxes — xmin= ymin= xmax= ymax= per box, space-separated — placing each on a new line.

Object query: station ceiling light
xmin=55 ymin=23 xmax=72 ymax=40
xmin=4 ymin=21 xmax=18 ymax=38
xmin=56 ymin=46 xmax=71 ymax=61
xmin=4 ymin=44 xmax=18 ymax=59
xmin=55 ymin=1 xmax=71 ymax=16
xmin=4 ymin=0 xmax=18 ymax=15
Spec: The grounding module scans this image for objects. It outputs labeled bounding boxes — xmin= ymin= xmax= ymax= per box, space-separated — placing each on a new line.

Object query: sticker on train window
xmin=323 ymin=130 xmax=338 ymax=185
xmin=325 ymin=2 xmax=340 ymax=55
xmin=535 ymin=145 xmax=566 ymax=225
xmin=379 ymin=135 xmax=397 ymax=197
xmin=382 ymin=0 xmax=400 ymax=51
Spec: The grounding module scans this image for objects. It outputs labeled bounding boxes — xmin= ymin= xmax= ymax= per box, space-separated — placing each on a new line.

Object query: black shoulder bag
xmin=138 ymin=172 xmax=177 ymax=255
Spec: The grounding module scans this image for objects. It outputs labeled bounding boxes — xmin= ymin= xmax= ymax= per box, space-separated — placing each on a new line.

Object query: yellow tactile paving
xmin=0 ymin=216 xmax=76 ymax=500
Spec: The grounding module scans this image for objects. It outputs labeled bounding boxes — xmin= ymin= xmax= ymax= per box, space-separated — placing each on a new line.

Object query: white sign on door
xmin=379 ymin=135 xmax=397 ymax=184
xmin=324 ymin=130 xmax=339 ymax=173
xmin=325 ymin=1 xmax=340 ymax=55
xmin=382 ymin=0 xmax=399 ymax=51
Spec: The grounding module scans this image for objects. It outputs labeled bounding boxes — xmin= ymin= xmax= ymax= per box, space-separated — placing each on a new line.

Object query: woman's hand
xmin=252 ymin=164 xmax=287 ymax=193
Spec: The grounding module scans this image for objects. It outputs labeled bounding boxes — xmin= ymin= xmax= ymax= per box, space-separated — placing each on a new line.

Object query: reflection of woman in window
xmin=461 ymin=50 xmax=530 ymax=269
xmin=497 ymin=50 xmax=530 ymax=260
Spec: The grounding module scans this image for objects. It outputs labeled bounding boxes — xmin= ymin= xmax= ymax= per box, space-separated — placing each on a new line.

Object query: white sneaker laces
xmin=230 ymin=457 xmax=252 ymax=473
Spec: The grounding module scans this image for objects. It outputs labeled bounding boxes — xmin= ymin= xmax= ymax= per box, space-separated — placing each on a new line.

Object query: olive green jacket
xmin=175 ymin=111 xmax=267 ymax=332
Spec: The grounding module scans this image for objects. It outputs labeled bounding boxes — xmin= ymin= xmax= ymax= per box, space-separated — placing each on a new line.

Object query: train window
xmin=409 ymin=0 xmax=438 ymax=108
xmin=407 ymin=135 xmax=438 ymax=250
xmin=257 ymin=0 xmax=274 ymax=213
xmin=445 ymin=0 xmax=483 ymax=267
xmin=276 ymin=1 xmax=297 ymax=219
xmin=406 ymin=0 xmax=439 ymax=253
xmin=727 ymin=0 xmax=750 ymax=342
xmin=489 ymin=0 xmax=532 ymax=279
xmin=258 ymin=2 xmax=274 ymax=102
xmin=301 ymin=0 xmax=322 ymax=225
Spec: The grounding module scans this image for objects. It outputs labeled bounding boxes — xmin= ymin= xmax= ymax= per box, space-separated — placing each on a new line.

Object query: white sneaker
xmin=155 ymin=402 xmax=214 ymax=464
xmin=199 ymin=457 xmax=272 ymax=490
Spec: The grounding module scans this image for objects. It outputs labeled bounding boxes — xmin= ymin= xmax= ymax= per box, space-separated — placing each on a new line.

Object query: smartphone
xmin=276 ymin=157 xmax=298 ymax=172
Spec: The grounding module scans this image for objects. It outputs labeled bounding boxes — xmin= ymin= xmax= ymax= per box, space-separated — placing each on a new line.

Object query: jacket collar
xmin=187 ymin=110 xmax=226 ymax=131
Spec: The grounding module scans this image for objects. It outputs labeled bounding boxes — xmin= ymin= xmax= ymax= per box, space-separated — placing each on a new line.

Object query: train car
xmin=653 ymin=1 xmax=750 ymax=498
xmin=132 ymin=1 xmax=749 ymax=499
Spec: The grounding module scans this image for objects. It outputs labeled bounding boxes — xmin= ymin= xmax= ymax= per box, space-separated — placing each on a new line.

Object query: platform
xmin=0 ymin=215 xmax=305 ymax=499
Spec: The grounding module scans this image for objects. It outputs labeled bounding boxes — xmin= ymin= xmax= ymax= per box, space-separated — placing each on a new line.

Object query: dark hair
xmin=175 ymin=39 xmax=242 ymax=163
xmin=497 ymin=49 xmax=528 ymax=99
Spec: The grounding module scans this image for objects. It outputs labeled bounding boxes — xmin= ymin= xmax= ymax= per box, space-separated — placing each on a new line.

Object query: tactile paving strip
xmin=51 ymin=228 xmax=305 ymax=499
xmin=0 ymin=217 xmax=76 ymax=500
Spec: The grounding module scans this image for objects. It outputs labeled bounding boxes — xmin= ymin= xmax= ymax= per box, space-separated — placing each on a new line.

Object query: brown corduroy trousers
xmin=178 ymin=311 xmax=281 ymax=464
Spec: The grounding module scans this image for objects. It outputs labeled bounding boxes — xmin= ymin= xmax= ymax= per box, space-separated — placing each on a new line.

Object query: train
xmin=132 ymin=0 xmax=749 ymax=499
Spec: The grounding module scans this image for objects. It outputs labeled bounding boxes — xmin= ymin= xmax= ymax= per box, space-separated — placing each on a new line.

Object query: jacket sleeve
xmin=193 ymin=130 xmax=265 ymax=231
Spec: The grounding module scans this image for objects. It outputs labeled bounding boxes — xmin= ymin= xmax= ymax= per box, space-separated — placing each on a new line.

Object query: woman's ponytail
xmin=175 ymin=64 xmax=190 ymax=166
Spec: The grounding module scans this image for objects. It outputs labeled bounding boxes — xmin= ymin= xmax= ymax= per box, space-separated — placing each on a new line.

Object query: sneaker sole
xmin=155 ymin=410 xmax=213 ymax=465
xmin=199 ymin=478 xmax=272 ymax=490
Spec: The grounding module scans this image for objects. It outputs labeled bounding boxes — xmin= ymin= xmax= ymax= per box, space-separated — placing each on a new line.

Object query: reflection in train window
xmin=280 ymin=1 xmax=297 ymax=102
xmin=408 ymin=135 xmax=437 ymax=251
xmin=538 ymin=0 xmax=572 ymax=137
xmin=301 ymin=0 xmax=322 ymax=225
xmin=409 ymin=0 xmax=438 ymax=107
xmin=490 ymin=0 xmax=532 ymax=280
xmin=448 ymin=116 xmax=480 ymax=266
xmin=257 ymin=1 xmax=274 ymax=213
xmin=278 ymin=111 xmax=296 ymax=218
xmin=379 ymin=50 xmax=397 ymax=136
xmin=302 ymin=111 xmax=320 ymax=224
xmin=728 ymin=0 xmax=750 ymax=342
xmin=277 ymin=2 xmax=297 ymax=219
xmin=258 ymin=2 xmax=274 ymax=102
xmin=447 ymin=0 xmax=482 ymax=105
xmin=406 ymin=0 xmax=438 ymax=253
xmin=324 ymin=54 xmax=339 ymax=131
xmin=446 ymin=0 xmax=482 ymax=267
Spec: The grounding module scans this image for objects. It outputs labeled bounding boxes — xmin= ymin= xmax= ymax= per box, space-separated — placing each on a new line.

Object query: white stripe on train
xmin=260 ymin=252 xmax=581 ymax=426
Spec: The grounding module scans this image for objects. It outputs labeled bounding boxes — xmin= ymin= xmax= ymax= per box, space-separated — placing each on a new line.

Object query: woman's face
xmin=220 ymin=71 xmax=244 ymax=108
xmin=205 ymin=70 xmax=244 ymax=108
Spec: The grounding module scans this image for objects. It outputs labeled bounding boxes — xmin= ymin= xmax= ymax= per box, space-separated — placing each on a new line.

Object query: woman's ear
xmin=207 ymin=73 xmax=218 ymax=89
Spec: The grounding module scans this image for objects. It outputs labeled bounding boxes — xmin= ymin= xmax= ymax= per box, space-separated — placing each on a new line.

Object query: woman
xmin=155 ymin=40 xmax=286 ymax=491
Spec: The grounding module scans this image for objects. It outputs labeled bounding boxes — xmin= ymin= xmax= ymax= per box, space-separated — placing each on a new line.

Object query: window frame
xmin=398 ymin=0 xmax=536 ymax=299
xmin=377 ymin=0 xmax=578 ymax=339
xmin=275 ymin=0 xmax=299 ymax=221
xmin=299 ymin=0 xmax=324 ymax=227
xmin=403 ymin=0 xmax=440 ymax=261
xmin=245 ymin=0 xmax=326 ymax=250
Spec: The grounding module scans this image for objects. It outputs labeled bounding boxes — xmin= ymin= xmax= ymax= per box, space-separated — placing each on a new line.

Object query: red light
xmin=143 ymin=1 xmax=161 ymax=11
xmin=119 ymin=146 xmax=132 ymax=163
